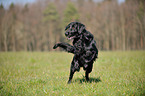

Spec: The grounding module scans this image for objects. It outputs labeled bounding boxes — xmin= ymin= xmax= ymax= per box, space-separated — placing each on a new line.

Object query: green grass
xmin=0 ymin=51 xmax=145 ymax=96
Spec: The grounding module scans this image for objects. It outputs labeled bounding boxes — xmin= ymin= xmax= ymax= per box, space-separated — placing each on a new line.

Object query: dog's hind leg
xmin=85 ymin=63 xmax=93 ymax=81
xmin=85 ymin=71 xmax=90 ymax=81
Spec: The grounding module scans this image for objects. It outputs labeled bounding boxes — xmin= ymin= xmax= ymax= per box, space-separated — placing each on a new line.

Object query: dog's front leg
xmin=68 ymin=69 xmax=75 ymax=84
xmin=68 ymin=56 xmax=80 ymax=84
xmin=68 ymin=60 xmax=76 ymax=84
xmin=53 ymin=43 xmax=75 ymax=53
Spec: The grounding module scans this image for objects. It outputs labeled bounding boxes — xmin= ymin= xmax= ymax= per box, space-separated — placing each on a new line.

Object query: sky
xmin=118 ymin=0 xmax=125 ymax=4
xmin=0 ymin=0 xmax=36 ymax=9
xmin=0 ymin=0 xmax=125 ymax=9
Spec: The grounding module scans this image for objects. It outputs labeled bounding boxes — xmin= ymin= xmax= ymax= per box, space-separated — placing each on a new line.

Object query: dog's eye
xmin=72 ymin=27 xmax=75 ymax=30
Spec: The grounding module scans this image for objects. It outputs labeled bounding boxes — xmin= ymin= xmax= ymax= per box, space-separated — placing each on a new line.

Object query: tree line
xmin=0 ymin=0 xmax=145 ymax=51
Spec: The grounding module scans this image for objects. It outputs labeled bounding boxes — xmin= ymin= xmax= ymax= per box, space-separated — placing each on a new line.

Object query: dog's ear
xmin=83 ymin=31 xmax=94 ymax=42
xmin=78 ymin=23 xmax=85 ymax=34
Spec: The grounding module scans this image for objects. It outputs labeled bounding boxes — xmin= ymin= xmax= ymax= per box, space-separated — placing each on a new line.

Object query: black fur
xmin=53 ymin=22 xmax=98 ymax=84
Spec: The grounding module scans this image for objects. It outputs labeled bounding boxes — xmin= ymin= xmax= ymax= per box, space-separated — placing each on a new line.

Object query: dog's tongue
xmin=67 ymin=37 xmax=72 ymax=40
xmin=67 ymin=37 xmax=70 ymax=40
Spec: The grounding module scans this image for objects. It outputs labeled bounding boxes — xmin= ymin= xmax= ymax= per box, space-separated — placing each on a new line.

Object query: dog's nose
xmin=65 ymin=32 xmax=69 ymax=36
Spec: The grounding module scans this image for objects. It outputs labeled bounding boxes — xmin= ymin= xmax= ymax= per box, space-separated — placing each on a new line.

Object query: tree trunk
xmin=4 ymin=31 xmax=8 ymax=51
xmin=120 ymin=9 xmax=126 ymax=50
xmin=48 ymin=22 xmax=54 ymax=51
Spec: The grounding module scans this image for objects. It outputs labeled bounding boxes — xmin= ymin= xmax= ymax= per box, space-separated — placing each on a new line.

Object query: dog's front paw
xmin=53 ymin=44 xmax=59 ymax=49
xmin=67 ymin=80 xmax=71 ymax=84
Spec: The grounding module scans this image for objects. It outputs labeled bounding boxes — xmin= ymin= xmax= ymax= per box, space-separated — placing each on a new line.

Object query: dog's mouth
xmin=67 ymin=36 xmax=76 ymax=40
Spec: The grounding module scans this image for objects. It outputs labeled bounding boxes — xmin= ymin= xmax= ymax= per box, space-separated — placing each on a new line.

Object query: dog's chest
xmin=73 ymin=40 xmax=83 ymax=50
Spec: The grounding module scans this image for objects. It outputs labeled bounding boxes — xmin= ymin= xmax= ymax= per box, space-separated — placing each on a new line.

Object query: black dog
xmin=53 ymin=22 xmax=98 ymax=84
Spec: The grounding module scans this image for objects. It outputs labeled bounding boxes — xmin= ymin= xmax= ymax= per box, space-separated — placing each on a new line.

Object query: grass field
xmin=0 ymin=51 xmax=145 ymax=96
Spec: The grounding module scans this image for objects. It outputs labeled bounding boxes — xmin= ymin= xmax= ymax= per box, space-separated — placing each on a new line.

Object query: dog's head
xmin=65 ymin=22 xmax=85 ymax=40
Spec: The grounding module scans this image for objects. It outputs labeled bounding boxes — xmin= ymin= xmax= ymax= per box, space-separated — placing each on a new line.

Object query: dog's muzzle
xmin=65 ymin=32 xmax=69 ymax=37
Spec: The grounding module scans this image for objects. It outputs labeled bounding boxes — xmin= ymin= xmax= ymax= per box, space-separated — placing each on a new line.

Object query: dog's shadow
xmin=74 ymin=77 xmax=101 ymax=84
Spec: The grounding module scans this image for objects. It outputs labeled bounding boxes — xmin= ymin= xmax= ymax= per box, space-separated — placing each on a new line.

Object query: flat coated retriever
xmin=53 ymin=22 xmax=98 ymax=84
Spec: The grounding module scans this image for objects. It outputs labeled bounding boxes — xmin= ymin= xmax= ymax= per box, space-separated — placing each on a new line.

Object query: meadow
xmin=0 ymin=51 xmax=145 ymax=96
